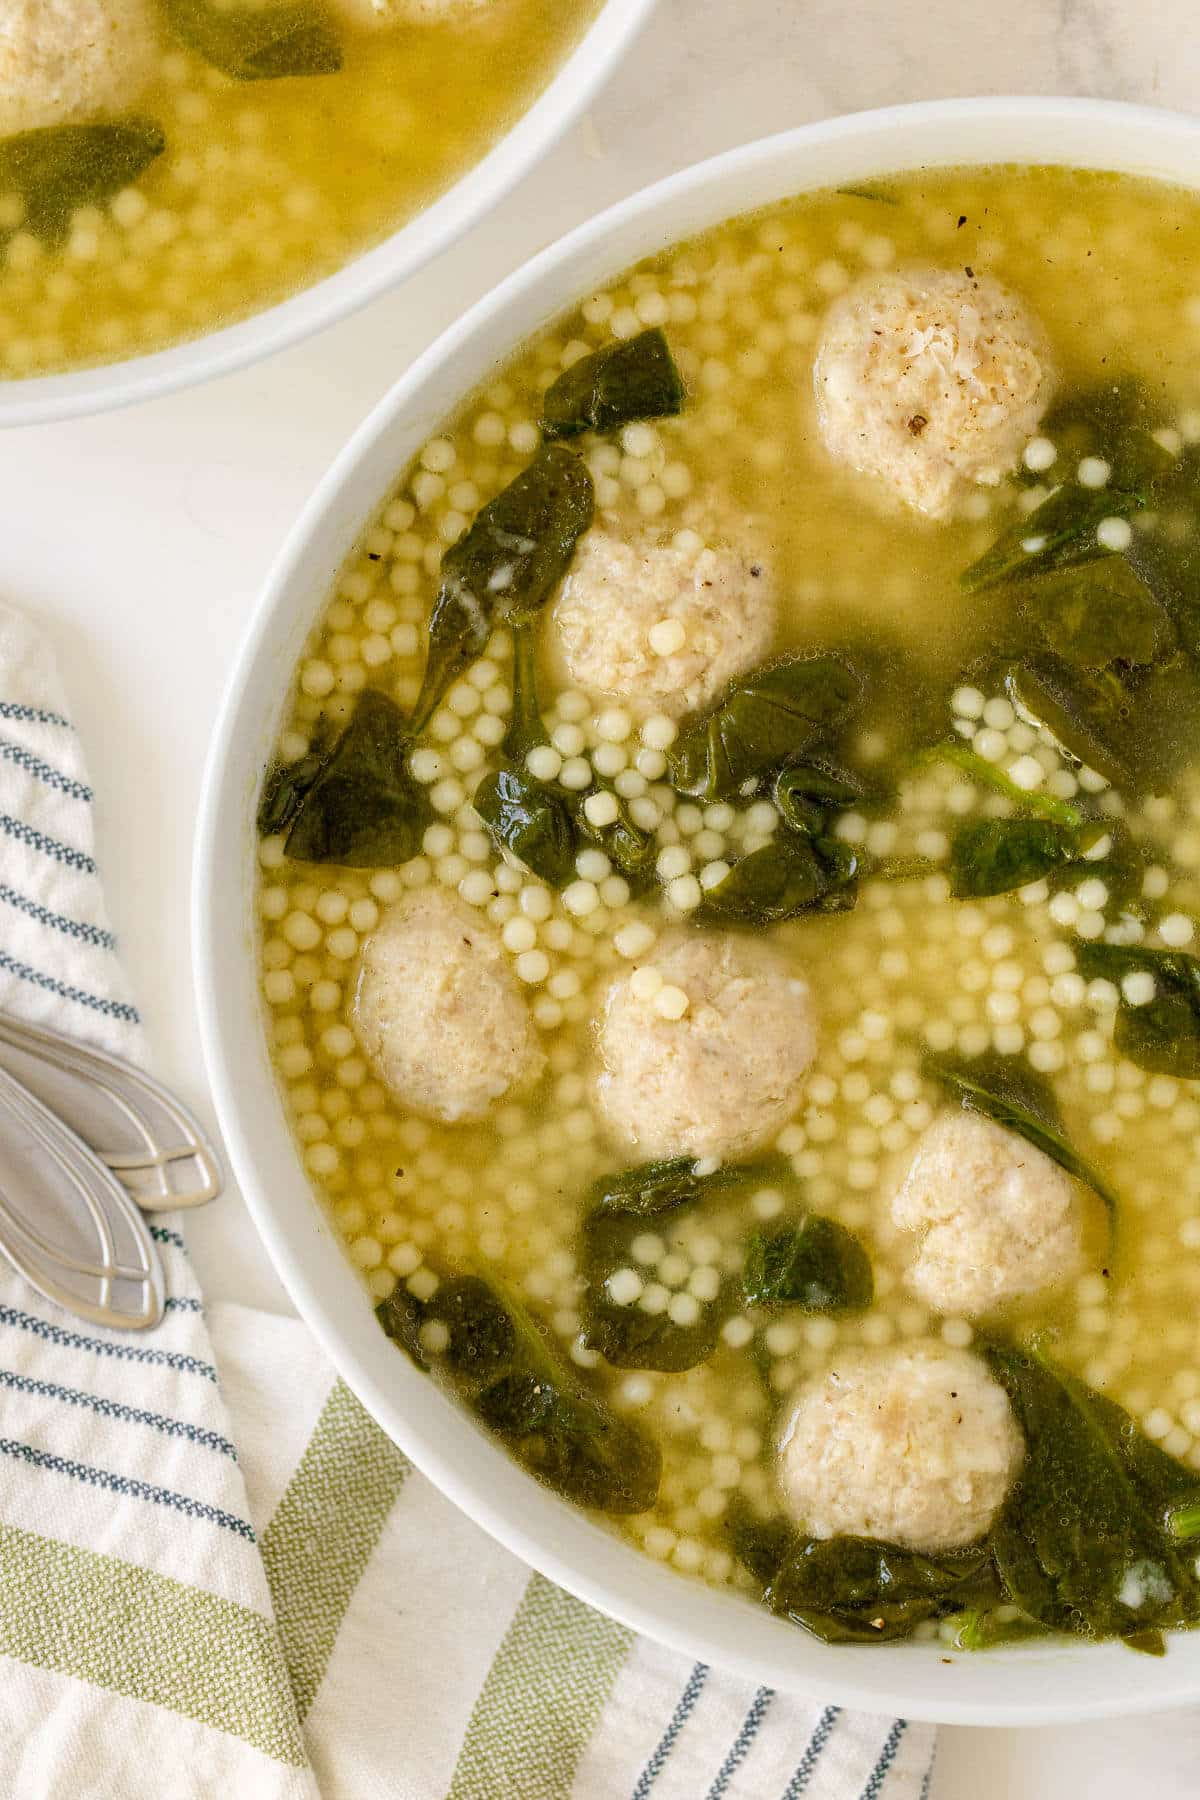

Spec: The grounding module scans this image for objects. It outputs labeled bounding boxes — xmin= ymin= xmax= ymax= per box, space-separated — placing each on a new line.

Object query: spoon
xmin=0 ymin=1010 xmax=222 ymax=1211
xmin=0 ymin=1064 xmax=165 ymax=1330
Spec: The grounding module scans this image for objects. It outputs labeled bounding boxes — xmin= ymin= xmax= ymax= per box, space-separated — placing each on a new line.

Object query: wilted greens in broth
xmin=256 ymin=166 xmax=1200 ymax=1656
xmin=0 ymin=0 xmax=595 ymax=379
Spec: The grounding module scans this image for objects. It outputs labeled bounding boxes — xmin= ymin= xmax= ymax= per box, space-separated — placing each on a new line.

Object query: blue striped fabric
xmin=0 ymin=699 xmax=72 ymax=729
xmin=0 ymin=881 xmax=116 ymax=950
xmin=0 ymin=1304 xmax=218 ymax=1381
xmin=0 ymin=615 xmax=315 ymax=1790
xmin=779 ymin=1704 xmax=841 ymax=1798
xmin=632 ymin=1661 xmax=710 ymax=1798
xmin=0 ymin=1438 xmax=257 ymax=1541
xmin=705 ymin=1686 xmax=776 ymax=1799
xmin=861 ymin=1720 xmax=908 ymax=1799
xmin=0 ymin=737 xmax=93 ymax=802
xmin=0 ymin=1370 xmax=238 ymax=1459
xmin=149 ymin=1224 xmax=188 ymax=1253
xmin=0 ymin=947 xmax=141 ymax=1024
xmin=0 ymin=811 xmax=96 ymax=873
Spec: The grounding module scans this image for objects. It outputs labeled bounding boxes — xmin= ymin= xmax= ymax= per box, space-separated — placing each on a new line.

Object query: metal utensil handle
xmin=0 ymin=1066 xmax=165 ymax=1331
xmin=0 ymin=1011 xmax=223 ymax=1212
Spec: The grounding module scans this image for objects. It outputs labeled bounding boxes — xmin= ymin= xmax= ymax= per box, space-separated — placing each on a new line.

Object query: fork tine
xmin=0 ymin=1010 xmax=222 ymax=1212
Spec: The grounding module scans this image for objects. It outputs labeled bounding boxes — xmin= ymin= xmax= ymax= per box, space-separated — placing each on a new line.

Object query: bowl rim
xmin=0 ymin=0 xmax=656 ymax=429
xmin=195 ymin=95 xmax=1200 ymax=1726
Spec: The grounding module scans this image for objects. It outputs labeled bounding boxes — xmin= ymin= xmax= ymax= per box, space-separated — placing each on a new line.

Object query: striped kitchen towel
xmin=0 ymin=599 xmax=936 ymax=1799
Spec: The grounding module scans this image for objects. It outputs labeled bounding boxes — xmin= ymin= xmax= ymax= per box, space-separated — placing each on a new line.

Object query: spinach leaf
xmin=474 ymin=620 xmax=577 ymax=884
xmin=984 ymin=418 xmax=1200 ymax=794
xmin=935 ymin=1051 xmax=1122 ymax=1231
xmin=772 ymin=760 xmax=866 ymax=837
xmin=412 ymin=444 xmax=593 ymax=731
xmin=580 ymin=1158 xmax=802 ymax=1368
xmin=474 ymin=619 xmax=653 ymax=890
xmin=418 ymin=1275 xmax=517 ymax=1384
xmin=257 ymin=721 xmax=335 ymax=837
xmin=590 ymin=1152 xmax=792 ymax=1218
xmin=1014 ymin=559 xmax=1175 ymax=673
xmin=697 ymin=834 xmax=859 ymax=925
xmin=257 ymin=748 xmax=325 ymax=837
xmin=961 ymin=484 xmax=1144 ymax=592
xmin=283 ymin=688 xmax=428 ymax=866
xmin=162 ymin=0 xmax=342 ymax=79
xmin=670 ymin=655 xmax=864 ymax=801
xmin=1005 ymin=653 xmax=1200 ymax=797
xmin=834 ymin=184 xmax=899 ymax=205
xmin=0 ymin=121 xmax=166 ymax=246
xmin=503 ymin=622 xmax=548 ymax=763
xmin=927 ymin=1050 xmax=1121 ymax=1227
xmin=541 ymin=328 xmax=686 ymax=440
xmin=949 ymin=816 xmax=1090 ymax=897
xmin=1074 ymin=942 xmax=1200 ymax=1080
xmin=728 ymin=1503 xmax=999 ymax=1644
xmin=479 ymin=1375 xmax=660 ymax=1511
xmin=1036 ymin=379 xmax=1173 ymax=494
xmin=725 ymin=1503 xmax=796 ymax=1586
xmin=1121 ymin=448 xmax=1200 ymax=661
xmin=963 ymin=379 xmax=1173 ymax=592
xmin=916 ymin=738 xmax=1082 ymax=827
xmin=371 ymin=1280 xmax=428 ymax=1370
xmin=742 ymin=1215 xmax=873 ymax=1313
xmin=985 ymin=1341 xmax=1200 ymax=1643
xmin=768 ymin=1538 xmax=1001 ymax=1646
xmin=957 ymin=387 xmax=1200 ymax=799
xmin=377 ymin=1266 xmax=661 ymax=1515
xmin=1166 ymin=1499 xmax=1200 ymax=1544
xmin=580 ymin=789 xmax=657 ymax=892
xmin=952 ymin=1605 xmax=1048 ymax=1651
xmin=473 ymin=765 xmax=577 ymax=887
xmin=579 ymin=1208 xmax=728 ymax=1372
xmin=1042 ymin=825 xmax=1147 ymax=916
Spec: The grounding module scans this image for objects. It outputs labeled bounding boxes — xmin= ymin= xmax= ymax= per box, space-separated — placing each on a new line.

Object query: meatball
xmin=352 ymin=890 xmax=544 ymax=1123
xmin=551 ymin=529 xmax=775 ymax=717
xmin=812 ymin=266 xmax=1055 ymax=519
xmin=0 ymin=0 xmax=159 ymax=138
xmin=595 ymin=931 xmax=817 ymax=1162
xmin=891 ymin=1107 xmax=1085 ymax=1317
xmin=778 ymin=1342 xmax=1023 ymax=1551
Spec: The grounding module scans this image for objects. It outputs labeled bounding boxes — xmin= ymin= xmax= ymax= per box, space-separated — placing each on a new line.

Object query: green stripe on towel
xmin=0 ymin=1521 xmax=306 ymax=1764
xmin=446 ymin=1572 xmax=633 ymax=1800
xmin=260 ymin=1379 xmax=411 ymax=1719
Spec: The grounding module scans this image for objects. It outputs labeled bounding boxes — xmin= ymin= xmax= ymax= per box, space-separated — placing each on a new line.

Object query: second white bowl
xmin=0 ymin=0 xmax=655 ymax=429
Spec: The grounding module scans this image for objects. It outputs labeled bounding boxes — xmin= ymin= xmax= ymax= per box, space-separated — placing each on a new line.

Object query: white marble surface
xmin=3 ymin=0 xmax=1200 ymax=1791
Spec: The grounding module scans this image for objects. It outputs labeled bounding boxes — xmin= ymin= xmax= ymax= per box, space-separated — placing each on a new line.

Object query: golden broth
xmin=255 ymin=166 xmax=1200 ymax=1619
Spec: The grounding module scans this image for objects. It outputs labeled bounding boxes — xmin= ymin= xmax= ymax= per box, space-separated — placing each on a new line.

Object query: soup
xmin=255 ymin=165 xmax=1200 ymax=1655
xmin=0 ymin=0 xmax=595 ymax=379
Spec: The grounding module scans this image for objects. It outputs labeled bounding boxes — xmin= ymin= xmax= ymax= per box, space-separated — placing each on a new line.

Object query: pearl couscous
xmin=256 ymin=166 xmax=1200 ymax=1655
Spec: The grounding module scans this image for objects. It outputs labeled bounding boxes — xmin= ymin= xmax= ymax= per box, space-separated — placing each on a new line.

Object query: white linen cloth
xmin=0 ymin=600 xmax=936 ymax=1798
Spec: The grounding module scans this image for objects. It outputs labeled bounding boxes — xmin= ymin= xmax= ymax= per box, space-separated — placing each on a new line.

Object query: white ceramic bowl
xmin=0 ymin=0 xmax=654 ymax=429
xmin=195 ymin=97 xmax=1200 ymax=1725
